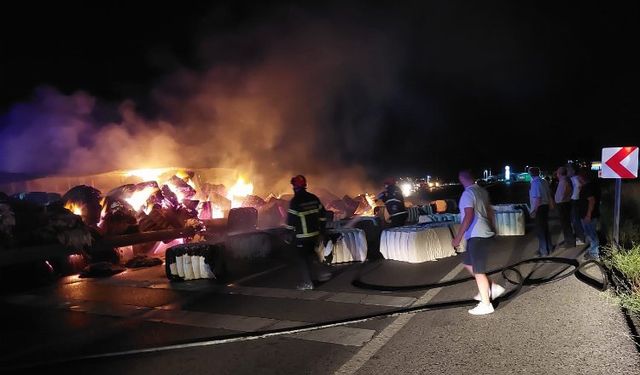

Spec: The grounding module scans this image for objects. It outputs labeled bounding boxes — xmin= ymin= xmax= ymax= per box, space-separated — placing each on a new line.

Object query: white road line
xmin=333 ymin=262 xmax=465 ymax=375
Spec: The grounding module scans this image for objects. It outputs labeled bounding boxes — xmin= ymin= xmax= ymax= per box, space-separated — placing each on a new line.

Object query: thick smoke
xmin=0 ymin=6 xmax=404 ymax=196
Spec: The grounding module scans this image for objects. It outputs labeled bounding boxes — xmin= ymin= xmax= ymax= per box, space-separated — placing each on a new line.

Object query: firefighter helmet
xmin=290 ymin=175 xmax=307 ymax=189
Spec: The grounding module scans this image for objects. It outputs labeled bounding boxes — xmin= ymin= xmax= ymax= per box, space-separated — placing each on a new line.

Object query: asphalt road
xmin=1 ymin=222 xmax=638 ymax=374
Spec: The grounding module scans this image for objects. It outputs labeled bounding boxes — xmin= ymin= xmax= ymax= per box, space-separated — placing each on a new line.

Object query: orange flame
xmin=64 ymin=201 xmax=84 ymax=216
xmin=226 ymin=176 xmax=254 ymax=208
xmin=175 ymin=170 xmax=197 ymax=190
xmin=125 ymin=186 xmax=157 ymax=213
xmin=165 ymin=180 xmax=186 ymax=202
xmin=125 ymin=168 xmax=169 ymax=182
xmin=361 ymin=193 xmax=378 ymax=216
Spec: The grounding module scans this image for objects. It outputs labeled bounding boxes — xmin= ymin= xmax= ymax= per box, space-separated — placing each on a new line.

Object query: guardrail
xmin=0 ymin=227 xmax=197 ymax=267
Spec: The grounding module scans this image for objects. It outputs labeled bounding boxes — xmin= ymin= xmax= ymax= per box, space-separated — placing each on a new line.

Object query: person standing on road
xmin=567 ymin=164 xmax=586 ymax=245
xmin=452 ymin=170 xmax=505 ymax=316
xmin=554 ymin=166 xmax=576 ymax=248
xmin=376 ymin=179 xmax=408 ymax=228
xmin=286 ymin=175 xmax=331 ymax=290
xmin=529 ymin=167 xmax=554 ymax=256
xmin=577 ymin=170 xmax=601 ymax=260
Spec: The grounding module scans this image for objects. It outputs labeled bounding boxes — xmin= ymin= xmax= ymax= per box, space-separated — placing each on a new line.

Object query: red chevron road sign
xmin=601 ymin=147 xmax=638 ymax=179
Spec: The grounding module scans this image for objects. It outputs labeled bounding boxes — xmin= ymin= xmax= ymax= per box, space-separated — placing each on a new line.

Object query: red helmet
xmin=383 ymin=178 xmax=395 ymax=186
xmin=290 ymin=175 xmax=307 ymax=189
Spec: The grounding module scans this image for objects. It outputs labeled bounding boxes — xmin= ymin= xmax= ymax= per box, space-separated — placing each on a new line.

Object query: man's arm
xmin=584 ymin=196 xmax=596 ymax=223
xmin=530 ymin=181 xmax=541 ymax=217
xmin=547 ymin=182 xmax=556 ymax=210
xmin=318 ymin=203 xmax=328 ymax=235
xmin=487 ymin=204 xmax=497 ymax=233
xmin=452 ymin=207 xmax=474 ymax=248
xmin=530 ymin=197 xmax=541 ymax=218
xmin=564 ymin=180 xmax=572 ymax=201
xmin=285 ymin=201 xmax=297 ymax=230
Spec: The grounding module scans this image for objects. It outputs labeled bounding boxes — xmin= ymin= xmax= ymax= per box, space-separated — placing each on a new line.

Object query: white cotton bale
xmin=199 ymin=256 xmax=215 ymax=279
xmin=176 ymin=255 xmax=185 ymax=278
xmin=169 ymin=263 xmax=179 ymax=276
xmin=182 ymin=255 xmax=194 ymax=280
xmin=191 ymin=255 xmax=201 ymax=279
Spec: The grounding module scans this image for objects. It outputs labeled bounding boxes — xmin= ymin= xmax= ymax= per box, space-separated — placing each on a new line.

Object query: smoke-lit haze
xmin=0 ymin=7 xmax=404 ymax=195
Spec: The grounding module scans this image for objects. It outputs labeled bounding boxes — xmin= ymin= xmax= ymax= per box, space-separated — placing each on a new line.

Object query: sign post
xmin=601 ymin=146 xmax=639 ymax=245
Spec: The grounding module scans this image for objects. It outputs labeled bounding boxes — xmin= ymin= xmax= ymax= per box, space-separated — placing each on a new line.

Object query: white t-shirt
xmin=570 ymin=175 xmax=582 ymax=200
xmin=459 ymin=184 xmax=495 ymax=240
xmin=530 ymin=176 xmax=550 ymax=209
xmin=554 ymin=176 xmax=572 ymax=204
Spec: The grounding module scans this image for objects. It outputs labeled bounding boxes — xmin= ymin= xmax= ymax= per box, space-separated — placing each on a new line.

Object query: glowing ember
xmin=125 ymin=186 xmax=157 ymax=213
xmin=64 ymin=201 xmax=84 ymax=216
xmin=227 ymin=177 xmax=254 ymax=208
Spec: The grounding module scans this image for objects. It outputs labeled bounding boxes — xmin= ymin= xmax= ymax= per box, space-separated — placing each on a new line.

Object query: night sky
xmin=2 ymin=1 xmax=640 ymax=181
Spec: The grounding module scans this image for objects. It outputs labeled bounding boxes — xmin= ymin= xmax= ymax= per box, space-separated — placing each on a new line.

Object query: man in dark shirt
xmin=577 ymin=170 xmax=601 ymax=260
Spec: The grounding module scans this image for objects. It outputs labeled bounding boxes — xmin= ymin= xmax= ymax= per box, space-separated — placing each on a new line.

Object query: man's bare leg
xmin=464 ymin=264 xmax=491 ymax=304
xmin=474 ymin=273 xmax=491 ymax=305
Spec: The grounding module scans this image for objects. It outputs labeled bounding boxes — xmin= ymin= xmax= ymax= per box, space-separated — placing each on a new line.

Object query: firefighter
xmin=376 ymin=179 xmax=408 ymax=227
xmin=285 ymin=175 xmax=331 ymax=290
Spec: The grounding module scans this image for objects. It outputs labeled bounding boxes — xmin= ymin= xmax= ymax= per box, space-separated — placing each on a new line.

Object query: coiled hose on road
xmin=0 ymin=256 xmax=609 ymax=372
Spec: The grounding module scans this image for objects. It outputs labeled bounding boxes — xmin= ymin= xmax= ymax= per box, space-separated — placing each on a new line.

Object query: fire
xmin=175 ymin=170 xmax=197 ymax=190
xmin=165 ymin=179 xmax=187 ymax=202
xmin=64 ymin=201 xmax=84 ymax=216
xmin=125 ymin=186 xmax=157 ymax=213
xmin=211 ymin=205 xmax=225 ymax=219
xmin=362 ymin=193 xmax=378 ymax=216
xmin=117 ymin=168 xmax=253 ymax=218
xmin=125 ymin=168 xmax=169 ymax=182
xmin=97 ymin=199 xmax=107 ymax=227
xmin=227 ymin=177 xmax=254 ymax=208
xmin=196 ymin=201 xmax=225 ymax=220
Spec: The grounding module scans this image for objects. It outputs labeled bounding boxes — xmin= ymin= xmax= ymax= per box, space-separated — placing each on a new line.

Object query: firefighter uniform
xmin=377 ymin=184 xmax=408 ymax=227
xmin=285 ymin=187 xmax=329 ymax=287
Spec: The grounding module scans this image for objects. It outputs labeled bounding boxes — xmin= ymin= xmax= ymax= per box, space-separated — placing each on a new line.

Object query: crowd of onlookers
xmin=528 ymin=164 xmax=601 ymax=260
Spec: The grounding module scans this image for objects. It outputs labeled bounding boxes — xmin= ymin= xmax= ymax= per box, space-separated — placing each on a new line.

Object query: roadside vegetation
xmin=605 ymin=240 xmax=640 ymax=314
xmin=601 ymin=181 xmax=640 ymax=315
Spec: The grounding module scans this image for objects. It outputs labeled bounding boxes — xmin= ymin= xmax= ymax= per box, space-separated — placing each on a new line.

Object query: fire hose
xmin=0 ymin=256 xmax=608 ymax=371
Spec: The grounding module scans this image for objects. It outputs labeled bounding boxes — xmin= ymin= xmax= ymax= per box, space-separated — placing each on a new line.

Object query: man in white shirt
xmin=555 ymin=166 xmax=576 ymax=248
xmin=452 ymin=170 xmax=505 ymax=315
xmin=567 ymin=164 xmax=586 ymax=245
xmin=529 ymin=167 xmax=554 ymax=256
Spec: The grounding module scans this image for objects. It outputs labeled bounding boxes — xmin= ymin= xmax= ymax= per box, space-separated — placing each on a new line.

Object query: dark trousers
xmin=570 ymin=200 xmax=586 ymax=242
xmin=390 ymin=212 xmax=408 ymax=228
xmin=535 ymin=204 xmax=553 ymax=255
xmin=294 ymin=238 xmax=321 ymax=284
xmin=557 ymin=202 xmax=576 ymax=247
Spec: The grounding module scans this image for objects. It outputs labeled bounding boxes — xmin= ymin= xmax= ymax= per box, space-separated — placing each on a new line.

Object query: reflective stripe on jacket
xmin=287 ymin=190 xmax=327 ymax=239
